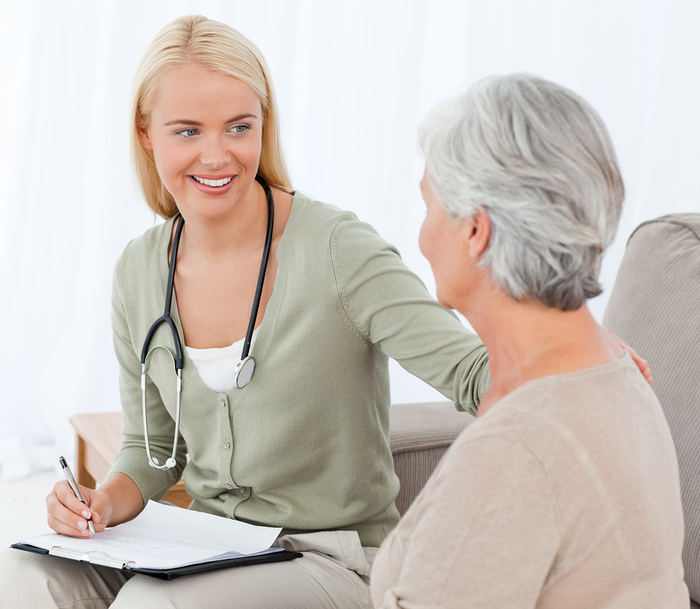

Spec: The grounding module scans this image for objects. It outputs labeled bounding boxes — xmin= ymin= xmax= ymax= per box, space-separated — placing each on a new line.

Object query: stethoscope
xmin=140 ymin=176 xmax=274 ymax=471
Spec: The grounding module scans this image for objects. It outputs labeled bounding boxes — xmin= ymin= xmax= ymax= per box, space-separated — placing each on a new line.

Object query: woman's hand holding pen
xmin=46 ymin=481 xmax=113 ymax=538
xmin=46 ymin=472 xmax=145 ymax=538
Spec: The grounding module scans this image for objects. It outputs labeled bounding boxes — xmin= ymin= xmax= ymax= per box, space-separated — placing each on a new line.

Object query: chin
xmin=435 ymin=292 xmax=455 ymax=310
xmin=181 ymin=200 xmax=237 ymax=221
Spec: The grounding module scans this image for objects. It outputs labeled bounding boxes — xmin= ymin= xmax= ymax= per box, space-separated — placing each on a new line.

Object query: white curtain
xmin=1 ymin=0 xmax=698 ymax=481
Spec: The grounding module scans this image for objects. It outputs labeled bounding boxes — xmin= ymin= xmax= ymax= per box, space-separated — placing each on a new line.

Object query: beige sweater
xmin=371 ymin=354 xmax=688 ymax=608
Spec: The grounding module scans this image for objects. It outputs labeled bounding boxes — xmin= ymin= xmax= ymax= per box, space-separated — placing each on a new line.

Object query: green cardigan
xmin=109 ymin=192 xmax=490 ymax=548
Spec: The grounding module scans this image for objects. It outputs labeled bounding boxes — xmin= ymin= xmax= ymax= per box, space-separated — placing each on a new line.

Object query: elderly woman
xmin=370 ymin=75 xmax=688 ymax=608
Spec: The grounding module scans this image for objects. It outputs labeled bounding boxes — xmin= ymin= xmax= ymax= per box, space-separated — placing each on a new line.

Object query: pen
xmin=59 ymin=456 xmax=95 ymax=536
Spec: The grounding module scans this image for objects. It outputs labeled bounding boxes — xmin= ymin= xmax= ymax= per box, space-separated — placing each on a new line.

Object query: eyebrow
xmin=163 ymin=114 xmax=258 ymax=126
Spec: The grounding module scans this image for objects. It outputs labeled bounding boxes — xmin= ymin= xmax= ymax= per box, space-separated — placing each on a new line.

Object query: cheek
xmin=419 ymin=214 xmax=440 ymax=266
xmin=151 ymin=139 xmax=179 ymax=176
xmin=241 ymin=143 xmax=262 ymax=167
xmin=418 ymin=221 xmax=428 ymax=258
xmin=236 ymin=126 xmax=264 ymax=162
xmin=244 ymin=135 xmax=263 ymax=168
xmin=418 ymin=216 xmax=431 ymax=260
xmin=420 ymin=215 xmax=465 ymax=307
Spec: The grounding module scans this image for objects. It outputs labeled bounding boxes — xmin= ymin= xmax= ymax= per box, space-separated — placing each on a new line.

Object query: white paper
xmin=19 ymin=501 xmax=283 ymax=570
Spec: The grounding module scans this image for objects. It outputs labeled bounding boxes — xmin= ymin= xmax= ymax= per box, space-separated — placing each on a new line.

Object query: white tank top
xmin=185 ymin=328 xmax=259 ymax=394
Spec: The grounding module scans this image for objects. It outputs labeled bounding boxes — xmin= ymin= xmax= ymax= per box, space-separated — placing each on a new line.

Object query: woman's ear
xmin=465 ymin=207 xmax=491 ymax=260
xmin=138 ymin=123 xmax=153 ymax=151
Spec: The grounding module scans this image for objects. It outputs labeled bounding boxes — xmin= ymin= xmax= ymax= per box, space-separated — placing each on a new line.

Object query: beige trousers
xmin=0 ymin=531 xmax=377 ymax=609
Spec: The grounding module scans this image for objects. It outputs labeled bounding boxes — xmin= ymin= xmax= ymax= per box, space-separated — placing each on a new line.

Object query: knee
xmin=0 ymin=548 xmax=56 ymax=606
xmin=0 ymin=547 xmax=24 ymax=578
xmin=0 ymin=547 xmax=126 ymax=608
xmin=111 ymin=576 xmax=176 ymax=609
xmin=0 ymin=547 xmax=49 ymax=584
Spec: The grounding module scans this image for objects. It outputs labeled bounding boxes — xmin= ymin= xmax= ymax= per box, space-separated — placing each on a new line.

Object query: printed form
xmin=18 ymin=500 xmax=283 ymax=570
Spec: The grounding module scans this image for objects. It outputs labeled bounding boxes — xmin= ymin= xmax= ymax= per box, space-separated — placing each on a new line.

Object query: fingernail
xmin=82 ymin=510 xmax=90 ymax=519
xmin=77 ymin=520 xmax=86 ymax=530
xmin=81 ymin=528 xmax=91 ymax=536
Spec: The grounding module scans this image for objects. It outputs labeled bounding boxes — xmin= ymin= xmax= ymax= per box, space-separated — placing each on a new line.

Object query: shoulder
xmin=286 ymin=191 xmax=403 ymax=268
xmin=113 ymin=218 xmax=173 ymax=291
xmin=288 ymin=192 xmax=375 ymax=240
xmin=495 ymin=354 xmax=659 ymax=431
xmin=465 ymin=355 xmax=669 ymax=490
xmin=290 ymin=192 xmax=389 ymax=238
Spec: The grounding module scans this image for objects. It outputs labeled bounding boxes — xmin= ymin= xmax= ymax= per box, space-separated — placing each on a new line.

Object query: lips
xmin=191 ymin=176 xmax=233 ymax=187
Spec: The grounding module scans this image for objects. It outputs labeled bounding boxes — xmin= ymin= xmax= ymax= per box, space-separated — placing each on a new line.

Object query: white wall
xmin=1 ymin=0 xmax=698 ymax=480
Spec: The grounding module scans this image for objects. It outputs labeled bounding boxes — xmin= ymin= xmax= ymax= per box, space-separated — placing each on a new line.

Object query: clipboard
xmin=12 ymin=501 xmax=303 ymax=580
xmin=11 ymin=542 xmax=301 ymax=580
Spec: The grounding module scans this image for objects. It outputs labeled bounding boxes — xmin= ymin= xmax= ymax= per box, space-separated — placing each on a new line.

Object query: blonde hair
xmin=131 ymin=15 xmax=292 ymax=218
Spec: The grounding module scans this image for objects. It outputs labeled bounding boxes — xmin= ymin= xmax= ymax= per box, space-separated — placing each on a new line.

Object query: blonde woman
xmin=1 ymin=15 xmax=492 ymax=608
xmin=371 ymin=75 xmax=687 ymax=608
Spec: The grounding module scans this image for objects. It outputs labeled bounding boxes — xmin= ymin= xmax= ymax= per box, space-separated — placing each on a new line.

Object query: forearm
xmin=97 ymin=472 xmax=145 ymax=526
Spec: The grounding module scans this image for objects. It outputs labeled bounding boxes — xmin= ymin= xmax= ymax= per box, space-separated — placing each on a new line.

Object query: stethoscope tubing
xmin=242 ymin=180 xmax=274 ymax=360
xmin=140 ymin=216 xmax=185 ymax=371
xmin=139 ymin=176 xmax=274 ymax=470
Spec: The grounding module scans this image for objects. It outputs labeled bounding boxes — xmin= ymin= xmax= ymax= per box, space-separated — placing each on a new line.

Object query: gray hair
xmin=418 ymin=74 xmax=624 ymax=311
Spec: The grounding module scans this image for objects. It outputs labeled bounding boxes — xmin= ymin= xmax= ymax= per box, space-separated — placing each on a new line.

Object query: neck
xmin=458 ymin=286 xmax=625 ymax=414
xmin=177 ymin=180 xmax=269 ymax=263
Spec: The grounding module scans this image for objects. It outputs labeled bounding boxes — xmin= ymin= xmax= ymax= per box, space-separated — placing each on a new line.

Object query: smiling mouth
xmin=191 ymin=176 xmax=233 ymax=187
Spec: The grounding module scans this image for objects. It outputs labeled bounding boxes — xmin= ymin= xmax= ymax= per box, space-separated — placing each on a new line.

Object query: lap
xmin=0 ymin=531 xmax=375 ymax=609
xmin=0 ymin=546 xmax=131 ymax=608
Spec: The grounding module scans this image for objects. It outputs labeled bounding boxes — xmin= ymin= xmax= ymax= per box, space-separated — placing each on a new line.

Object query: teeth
xmin=193 ymin=176 xmax=233 ymax=187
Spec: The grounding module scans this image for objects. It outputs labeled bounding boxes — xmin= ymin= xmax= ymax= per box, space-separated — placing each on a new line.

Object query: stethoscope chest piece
xmin=234 ymin=356 xmax=256 ymax=389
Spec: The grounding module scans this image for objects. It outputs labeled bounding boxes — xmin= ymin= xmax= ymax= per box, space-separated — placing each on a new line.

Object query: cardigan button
xmin=223 ymin=441 xmax=231 ymax=449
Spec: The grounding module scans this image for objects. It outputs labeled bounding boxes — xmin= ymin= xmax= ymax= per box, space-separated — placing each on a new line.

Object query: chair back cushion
xmin=603 ymin=214 xmax=700 ymax=601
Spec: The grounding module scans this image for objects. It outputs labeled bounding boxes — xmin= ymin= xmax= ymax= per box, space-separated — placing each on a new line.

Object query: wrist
xmin=96 ymin=472 xmax=144 ymax=525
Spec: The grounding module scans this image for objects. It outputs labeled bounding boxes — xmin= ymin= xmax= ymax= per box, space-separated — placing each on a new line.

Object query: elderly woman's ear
xmin=464 ymin=207 xmax=491 ymax=261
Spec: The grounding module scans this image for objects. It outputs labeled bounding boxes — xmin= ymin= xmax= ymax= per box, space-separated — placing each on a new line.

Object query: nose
xmin=199 ymin=136 xmax=230 ymax=169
